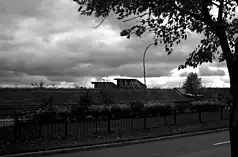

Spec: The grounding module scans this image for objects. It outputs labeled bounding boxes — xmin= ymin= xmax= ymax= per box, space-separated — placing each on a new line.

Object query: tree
xmin=72 ymin=0 xmax=238 ymax=156
xmin=183 ymin=72 xmax=202 ymax=95
xmin=31 ymin=81 xmax=46 ymax=89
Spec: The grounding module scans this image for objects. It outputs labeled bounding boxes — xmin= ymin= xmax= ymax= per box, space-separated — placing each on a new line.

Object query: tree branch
xmin=171 ymin=2 xmax=205 ymax=23
xmin=211 ymin=1 xmax=220 ymax=7
xmin=90 ymin=8 xmax=112 ymax=28
xmin=201 ymin=0 xmax=216 ymax=28
xmin=122 ymin=13 xmax=149 ymax=23
xmin=217 ymin=0 xmax=224 ymax=23
xmin=90 ymin=16 xmax=107 ymax=28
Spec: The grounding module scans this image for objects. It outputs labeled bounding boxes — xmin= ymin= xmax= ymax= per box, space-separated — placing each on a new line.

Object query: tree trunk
xmin=229 ymin=74 xmax=238 ymax=157
xmin=228 ymin=40 xmax=238 ymax=157
xmin=214 ymin=24 xmax=238 ymax=156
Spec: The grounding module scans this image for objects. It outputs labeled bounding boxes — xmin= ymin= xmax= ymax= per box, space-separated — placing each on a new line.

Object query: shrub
xmin=88 ymin=105 xmax=109 ymax=119
xmin=34 ymin=111 xmax=57 ymax=124
xmin=173 ymin=102 xmax=191 ymax=114
xmin=144 ymin=101 xmax=166 ymax=116
xmin=118 ymin=104 xmax=132 ymax=118
xmin=128 ymin=101 xmax=144 ymax=117
xmin=109 ymin=104 xmax=123 ymax=118
xmin=190 ymin=100 xmax=226 ymax=112
xmin=159 ymin=105 xmax=173 ymax=116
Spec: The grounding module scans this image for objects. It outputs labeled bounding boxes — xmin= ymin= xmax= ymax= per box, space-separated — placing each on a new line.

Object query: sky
xmin=0 ymin=0 xmax=231 ymax=88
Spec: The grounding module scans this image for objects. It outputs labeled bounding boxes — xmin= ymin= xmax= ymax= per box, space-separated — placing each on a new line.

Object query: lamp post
xmin=143 ymin=42 xmax=156 ymax=88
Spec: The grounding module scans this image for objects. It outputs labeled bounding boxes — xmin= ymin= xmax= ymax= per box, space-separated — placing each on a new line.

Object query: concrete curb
xmin=2 ymin=128 xmax=229 ymax=157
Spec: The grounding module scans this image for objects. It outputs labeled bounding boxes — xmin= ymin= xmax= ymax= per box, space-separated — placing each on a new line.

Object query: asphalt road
xmin=41 ymin=131 xmax=230 ymax=157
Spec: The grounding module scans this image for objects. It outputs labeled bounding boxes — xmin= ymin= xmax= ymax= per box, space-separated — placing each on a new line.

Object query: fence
xmin=0 ymin=108 xmax=229 ymax=143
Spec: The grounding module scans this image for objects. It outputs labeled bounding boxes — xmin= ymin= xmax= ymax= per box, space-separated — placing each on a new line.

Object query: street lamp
xmin=143 ymin=40 xmax=157 ymax=88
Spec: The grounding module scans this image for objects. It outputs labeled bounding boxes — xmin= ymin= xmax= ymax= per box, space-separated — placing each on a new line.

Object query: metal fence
xmin=0 ymin=109 xmax=229 ymax=142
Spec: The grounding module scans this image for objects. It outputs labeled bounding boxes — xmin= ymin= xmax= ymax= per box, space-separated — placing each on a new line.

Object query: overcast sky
xmin=0 ymin=0 xmax=230 ymax=88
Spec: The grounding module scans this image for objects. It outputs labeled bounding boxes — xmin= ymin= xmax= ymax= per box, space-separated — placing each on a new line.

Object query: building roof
xmin=174 ymin=88 xmax=204 ymax=99
xmin=114 ymin=78 xmax=138 ymax=81
xmin=91 ymin=82 xmax=115 ymax=84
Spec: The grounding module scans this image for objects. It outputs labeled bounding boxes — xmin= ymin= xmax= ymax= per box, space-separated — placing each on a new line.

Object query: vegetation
xmin=31 ymin=82 xmax=46 ymax=89
xmin=73 ymin=0 xmax=238 ymax=155
xmin=183 ymin=72 xmax=202 ymax=95
xmin=28 ymin=100 xmax=226 ymax=122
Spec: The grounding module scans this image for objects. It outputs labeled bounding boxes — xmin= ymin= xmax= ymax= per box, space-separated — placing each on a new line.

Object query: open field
xmin=0 ymin=87 xmax=230 ymax=114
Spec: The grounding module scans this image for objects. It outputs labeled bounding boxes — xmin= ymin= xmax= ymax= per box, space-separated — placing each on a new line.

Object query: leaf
xmin=78 ymin=6 xmax=83 ymax=12
xmin=120 ymin=29 xmax=129 ymax=37
xmin=154 ymin=40 xmax=158 ymax=46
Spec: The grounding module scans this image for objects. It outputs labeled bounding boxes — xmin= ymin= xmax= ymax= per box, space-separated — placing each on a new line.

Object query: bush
xmin=144 ymin=101 xmax=166 ymax=116
xmin=109 ymin=104 xmax=124 ymax=118
xmin=190 ymin=100 xmax=226 ymax=112
xmin=118 ymin=104 xmax=132 ymax=118
xmin=88 ymin=105 xmax=109 ymax=119
xmin=128 ymin=101 xmax=144 ymax=117
xmin=173 ymin=102 xmax=191 ymax=114
xmin=34 ymin=112 xmax=57 ymax=124
xmin=159 ymin=105 xmax=173 ymax=116
xmin=71 ymin=103 xmax=89 ymax=119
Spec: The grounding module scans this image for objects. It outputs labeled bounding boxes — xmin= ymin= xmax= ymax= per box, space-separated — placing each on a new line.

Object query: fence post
xmin=14 ymin=112 xmax=18 ymax=142
xmin=173 ymin=110 xmax=177 ymax=125
xmin=164 ymin=115 xmax=168 ymax=126
xmin=220 ymin=107 xmax=223 ymax=120
xmin=20 ymin=115 xmax=23 ymax=141
xmin=95 ymin=119 xmax=98 ymax=134
xmin=64 ymin=117 xmax=68 ymax=137
xmin=143 ymin=115 xmax=147 ymax=129
xmin=198 ymin=111 xmax=202 ymax=123
xmin=107 ymin=117 xmax=111 ymax=133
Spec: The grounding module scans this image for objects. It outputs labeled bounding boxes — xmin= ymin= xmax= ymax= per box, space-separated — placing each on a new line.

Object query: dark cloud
xmin=209 ymin=60 xmax=227 ymax=68
xmin=0 ymin=0 xmax=43 ymax=17
xmin=0 ymin=0 xmax=225 ymax=87
xmin=199 ymin=65 xmax=226 ymax=76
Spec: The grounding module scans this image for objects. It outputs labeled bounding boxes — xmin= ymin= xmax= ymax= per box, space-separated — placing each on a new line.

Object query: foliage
xmin=88 ymin=105 xmax=109 ymax=119
xmin=182 ymin=72 xmax=202 ymax=95
xmin=32 ymin=99 xmax=228 ymax=121
xmin=172 ymin=102 xmax=191 ymax=113
xmin=190 ymin=100 xmax=226 ymax=112
xmin=31 ymin=81 xmax=46 ymax=89
xmin=144 ymin=101 xmax=170 ymax=116
xmin=73 ymin=0 xmax=238 ymax=67
xmin=128 ymin=100 xmax=144 ymax=116
xmin=35 ymin=96 xmax=55 ymax=114
xmin=108 ymin=104 xmax=131 ymax=118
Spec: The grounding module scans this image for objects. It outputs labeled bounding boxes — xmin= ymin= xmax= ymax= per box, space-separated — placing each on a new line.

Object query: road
xmin=41 ymin=131 xmax=230 ymax=157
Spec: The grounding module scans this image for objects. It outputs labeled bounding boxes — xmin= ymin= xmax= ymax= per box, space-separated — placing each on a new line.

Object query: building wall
xmin=93 ymin=82 xmax=118 ymax=90
xmin=117 ymin=79 xmax=146 ymax=89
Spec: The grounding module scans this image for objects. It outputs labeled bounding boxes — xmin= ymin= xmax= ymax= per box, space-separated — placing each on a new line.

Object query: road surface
xmin=41 ymin=131 xmax=230 ymax=157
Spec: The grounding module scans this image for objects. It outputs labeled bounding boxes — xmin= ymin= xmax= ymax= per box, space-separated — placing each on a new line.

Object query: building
xmin=114 ymin=78 xmax=146 ymax=89
xmin=91 ymin=82 xmax=118 ymax=90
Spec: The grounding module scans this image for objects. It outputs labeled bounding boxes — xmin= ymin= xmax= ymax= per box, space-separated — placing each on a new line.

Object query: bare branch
xmin=211 ymin=1 xmax=220 ymax=7
xmin=90 ymin=16 xmax=107 ymax=28
xmin=90 ymin=8 xmax=112 ymax=28
xmin=122 ymin=13 xmax=149 ymax=23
